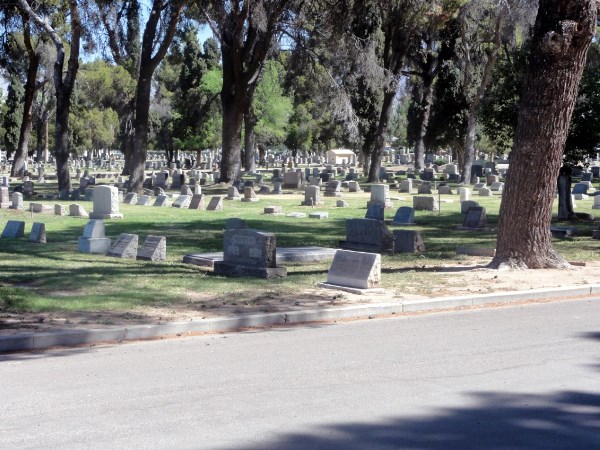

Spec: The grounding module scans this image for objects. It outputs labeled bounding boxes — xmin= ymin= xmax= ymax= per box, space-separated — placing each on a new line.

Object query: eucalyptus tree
xmin=490 ymin=0 xmax=596 ymax=269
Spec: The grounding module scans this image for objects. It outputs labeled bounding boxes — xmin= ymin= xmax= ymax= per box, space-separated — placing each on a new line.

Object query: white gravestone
xmin=319 ymin=250 xmax=383 ymax=292
xmin=90 ymin=185 xmax=123 ymax=219
xmin=78 ymin=219 xmax=111 ymax=253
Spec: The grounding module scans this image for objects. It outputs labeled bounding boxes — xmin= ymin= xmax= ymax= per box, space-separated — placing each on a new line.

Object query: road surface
xmin=1 ymin=298 xmax=600 ymax=449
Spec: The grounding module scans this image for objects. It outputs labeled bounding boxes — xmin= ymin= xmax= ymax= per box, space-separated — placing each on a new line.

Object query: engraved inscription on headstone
xmin=107 ymin=233 xmax=138 ymax=259
xmin=324 ymin=250 xmax=381 ymax=289
xmin=136 ymin=235 xmax=166 ymax=261
xmin=29 ymin=222 xmax=46 ymax=243
xmin=1 ymin=220 xmax=25 ymax=238
xmin=462 ymin=206 xmax=487 ymax=229
xmin=206 ymin=196 xmax=223 ymax=211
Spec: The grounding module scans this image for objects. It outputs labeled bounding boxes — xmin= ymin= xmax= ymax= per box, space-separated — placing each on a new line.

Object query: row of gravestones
xmin=1 ymin=220 xmax=46 ymax=243
xmin=77 ymin=220 xmax=166 ymax=261
xmin=121 ymin=192 xmax=223 ymax=211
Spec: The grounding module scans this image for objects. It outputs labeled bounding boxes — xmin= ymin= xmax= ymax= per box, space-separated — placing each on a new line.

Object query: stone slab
xmin=2 ymin=220 xmax=25 ymax=238
xmin=136 ymin=235 xmax=166 ymax=261
xmin=324 ymin=249 xmax=381 ymax=289
xmin=107 ymin=233 xmax=138 ymax=258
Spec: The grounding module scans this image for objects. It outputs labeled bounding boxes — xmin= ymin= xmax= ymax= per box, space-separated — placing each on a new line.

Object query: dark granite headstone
xmin=29 ymin=222 xmax=46 ymax=243
xmin=393 ymin=230 xmax=425 ymax=253
xmin=365 ymin=204 xmax=384 ymax=221
xmin=462 ymin=206 xmax=487 ymax=229
xmin=391 ymin=206 xmax=415 ymax=225
xmin=206 ymin=196 xmax=223 ymax=211
xmin=188 ymin=194 xmax=205 ymax=210
xmin=1 ymin=220 xmax=25 ymax=238
xmin=340 ymin=219 xmax=394 ymax=254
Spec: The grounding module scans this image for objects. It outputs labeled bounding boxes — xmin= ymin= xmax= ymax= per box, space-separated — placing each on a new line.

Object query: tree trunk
xmin=367 ymin=89 xmax=396 ymax=182
xmin=460 ymin=112 xmax=477 ymax=184
xmin=128 ymin=71 xmax=152 ymax=193
xmin=413 ymin=72 xmax=435 ymax=172
xmin=244 ymin=104 xmax=257 ymax=173
xmin=490 ymin=0 xmax=596 ymax=269
xmin=557 ymin=165 xmax=576 ymax=221
xmin=220 ymin=90 xmax=245 ymax=182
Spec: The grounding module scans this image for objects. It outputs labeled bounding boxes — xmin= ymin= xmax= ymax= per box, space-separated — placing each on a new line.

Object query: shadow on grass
xmin=233 ymin=390 xmax=600 ymax=449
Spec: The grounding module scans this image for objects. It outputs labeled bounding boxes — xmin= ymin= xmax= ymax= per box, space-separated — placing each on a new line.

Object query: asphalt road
xmin=1 ymin=298 xmax=600 ymax=449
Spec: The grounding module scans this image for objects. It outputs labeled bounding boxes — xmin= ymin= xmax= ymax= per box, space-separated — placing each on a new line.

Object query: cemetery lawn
xmin=1 ymin=186 xmax=600 ymax=333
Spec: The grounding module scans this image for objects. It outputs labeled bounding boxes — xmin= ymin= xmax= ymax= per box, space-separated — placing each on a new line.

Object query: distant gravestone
xmin=438 ymin=185 xmax=453 ymax=195
xmin=136 ymin=194 xmax=152 ymax=206
xmin=136 ymin=235 xmax=166 ymax=261
xmin=283 ymin=172 xmax=302 ymax=189
xmin=365 ymin=204 xmax=385 ymax=221
xmin=225 ymin=218 xmax=248 ymax=230
xmin=368 ymin=184 xmax=393 ymax=209
xmin=490 ymin=182 xmax=504 ymax=192
xmin=213 ymin=229 xmax=286 ymax=278
xmin=84 ymin=188 xmax=94 ymax=202
xmin=69 ymin=203 xmax=89 ymax=218
xmin=348 ymin=181 xmax=362 ymax=192
xmin=393 ymin=230 xmax=425 ymax=254
xmin=207 ymin=196 xmax=224 ymax=211
xmin=1 ymin=220 xmax=25 ymax=238
xmin=153 ymin=195 xmax=169 ymax=207
xmin=123 ymin=193 xmax=138 ymax=204
xmin=54 ymin=204 xmax=68 ymax=216
xmin=264 ymin=205 xmax=282 ymax=214
xmin=391 ymin=206 xmax=415 ymax=225
xmin=301 ymin=185 xmax=323 ymax=206
xmin=418 ymin=182 xmax=433 ymax=194
xmin=241 ymin=186 xmax=259 ymax=202
xmin=336 ymin=200 xmax=348 ymax=207
xmin=462 ymin=206 xmax=487 ymax=229
xmin=77 ymin=219 xmax=111 ymax=253
xmin=319 ymin=250 xmax=382 ymax=291
xmin=309 ymin=211 xmax=328 ymax=219
xmin=340 ymin=218 xmax=394 ymax=254
xmin=413 ymin=196 xmax=438 ymax=212
xmin=399 ymin=179 xmax=413 ymax=193
xmin=11 ymin=192 xmax=23 ymax=210
xmin=478 ymin=187 xmax=493 ymax=197
xmin=90 ymin=185 xmax=122 ymax=219
xmin=0 ymin=187 xmax=10 ymax=208
xmin=29 ymin=222 xmax=46 ymax=243
xmin=107 ymin=233 xmax=138 ymax=259
xmin=324 ymin=180 xmax=342 ymax=197
xmin=458 ymin=187 xmax=471 ymax=202
xmin=461 ymin=200 xmax=480 ymax=214
xmin=572 ymin=183 xmax=588 ymax=195
xmin=172 ymin=194 xmax=191 ymax=208
xmin=188 ymin=193 xmax=205 ymax=210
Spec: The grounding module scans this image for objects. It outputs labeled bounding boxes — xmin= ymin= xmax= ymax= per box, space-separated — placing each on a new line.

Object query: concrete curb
xmin=2 ymin=284 xmax=599 ymax=353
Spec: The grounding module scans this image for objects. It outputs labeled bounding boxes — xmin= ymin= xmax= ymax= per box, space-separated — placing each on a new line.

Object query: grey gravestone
xmin=309 ymin=211 xmax=328 ymax=219
xmin=90 ymin=185 xmax=122 ymax=219
xmin=283 ymin=172 xmax=302 ymax=189
xmin=258 ymin=185 xmax=270 ymax=195
xmin=213 ymin=229 xmax=287 ymax=278
xmin=336 ymin=200 xmax=348 ymax=207
xmin=413 ymin=196 xmax=438 ymax=211
xmin=55 ymin=204 xmax=68 ymax=216
xmin=188 ymin=194 xmax=205 ymax=210
xmin=365 ymin=204 xmax=385 ymax=221
xmin=172 ymin=195 xmax=191 ymax=208
xmin=438 ymin=185 xmax=453 ymax=195
xmin=264 ymin=206 xmax=282 ymax=214
xmin=320 ymin=250 xmax=382 ymax=290
xmin=137 ymin=194 xmax=152 ymax=206
xmin=78 ymin=220 xmax=112 ymax=253
xmin=572 ymin=183 xmax=588 ymax=195
xmin=418 ymin=182 xmax=432 ymax=194
xmin=1 ymin=187 xmax=10 ymax=208
xmin=153 ymin=195 xmax=169 ymax=207
xmin=11 ymin=192 xmax=23 ymax=210
xmin=84 ymin=188 xmax=94 ymax=201
xmin=225 ymin=218 xmax=248 ymax=230
xmin=29 ymin=222 xmax=46 ymax=243
xmin=368 ymin=184 xmax=393 ymax=209
xmin=393 ymin=230 xmax=425 ymax=253
xmin=348 ymin=181 xmax=361 ymax=192
xmin=123 ymin=193 xmax=138 ymax=204
xmin=136 ymin=235 xmax=166 ymax=261
xmin=340 ymin=219 xmax=394 ymax=254
xmin=391 ymin=206 xmax=415 ymax=225
xmin=207 ymin=196 xmax=223 ymax=211
xmin=107 ymin=233 xmax=139 ymax=259
xmin=462 ymin=206 xmax=487 ymax=229
xmin=324 ymin=180 xmax=342 ymax=197
xmin=478 ymin=187 xmax=493 ymax=197
xmin=399 ymin=179 xmax=413 ymax=193
xmin=241 ymin=186 xmax=259 ymax=202
xmin=461 ymin=200 xmax=480 ymax=214
xmin=1 ymin=220 xmax=25 ymax=238
xmin=69 ymin=203 xmax=89 ymax=218
xmin=226 ymin=186 xmax=241 ymax=201
xmin=301 ymin=186 xmax=323 ymax=206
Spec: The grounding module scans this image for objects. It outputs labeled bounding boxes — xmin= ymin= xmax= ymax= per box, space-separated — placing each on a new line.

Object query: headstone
xmin=418 ymin=182 xmax=433 ymax=194
xmin=84 ymin=188 xmax=94 ymax=201
xmin=107 ymin=233 xmax=139 ymax=259
xmin=399 ymin=179 xmax=413 ymax=193
xmin=241 ymin=186 xmax=259 ymax=202
xmin=490 ymin=182 xmax=504 ymax=192
xmin=461 ymin=200 xmax=480 ymax=214
xmin=324 ymin=180 xmax=342 ymax=197
xmin=438 ymin=185 xmax=453 ymax=195
xmin=271 ymin=181 xmax=282 ymax=194
xmin=258 ymin=185 xmax=270 ymax=195
xmin=301 ymin=185 xmax=323 ymax=206
xmin=213 ymin=229 xmax=287 ymax=278
xmin=582 ymin=172 xmax=594 ymax=182
xmin=69 ymin=203 xmax=89 ymax=218
xmin=368 ymin=184 xmax=393 ymax=209
xmin=365 ymin=204 xmax=385 ymax=221
xmin=29 ymin=222 xmax=46 ymax=243
xmin=172 ymin=195 xmax=191 ymax=208
xmin=592 ymin=195 xmax=600 ymax=210
xmin=458 ymin=187 xmax=471 ymax=202
xmin=207 ymin=196 xmax=224 ymax=211
xmin=54 ymin=204 xmax=68 ymax=216
xmin=225 ymin=218 xmax=248 ymax=230
xmin=78 ymin=219 xmax=111 ymax=253
xmin=478 ymin=187 xmax=493 ymax=197
xmin=340 ymin=218 xmax=394 ymax=254
xmin=153 ymin=195 xmax=169 ymax=207
xmin=320 ymin=250 xmax=382 ymax=290
xmin=136 ymin=235 xmax=166 ymax=261
xmin=181 ymin=184 xmax=193 ymax=196
xmin=391 ymin=207 xmax=415 ymax=225
xmin=462 ymin=206 xmax=487 ymax=229
xmin=473 ymin=182 xmax=486 ymax=192
xmin=393 ymin=230 xmax=425 ymax=253
xmin=137 ymin=194 xmax=152 ymax=206
xmin=572 ymin=183 xmax=589 ymax=195
xmin=90 ymin=185 xmax=123 ymax=219
xmin=123 ymin=193 xmax=138 ymax=205
xmin=336 ymin=200 xmax=348 ymax=207
xmin=263 ymin=205 xmax=282 ymax=214
xmin=10 ymin=192 xmax=23 ymax=210
xmin=188 ymin=193 xmax=205 ymax=210
xmin=226 ymin=186 xmax=241 ymax=201
xmin=0 ymin=187 xmax=9 ymax=209
xmin=348 ymin=181 xmax=362 ymax=192
xmin=1 ymin=220 xmax=25 ymax=238
xmin=308 ymin=211 xmax=328 ymax=219
xmin=413 ymin=196 xmax=438 ymax=212
xmin=283 ymin=172 xmax=302 ymax=189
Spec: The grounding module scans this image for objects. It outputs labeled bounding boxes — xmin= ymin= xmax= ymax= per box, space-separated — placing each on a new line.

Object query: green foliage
xmin=70 ymin=107 xmax=119 ymax=152
xmin=2 ymin=76 xmax=23 ymax=157
xmin=253 ymin=59 xmax=292 ymax=147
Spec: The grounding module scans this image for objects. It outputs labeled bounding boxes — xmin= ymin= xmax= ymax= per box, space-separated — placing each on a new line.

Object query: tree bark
xmin=413 ymin=69 xmax=435 ymax=172
xmin=368 ymin=89 xmax=396 ymax=182
xmin=490 ymin=0 xmax=596 ymax=269
xmin=11 ymin=15 xmax=40 ymax=177
xmin=220 ymin=90 xmax=245 ymax=181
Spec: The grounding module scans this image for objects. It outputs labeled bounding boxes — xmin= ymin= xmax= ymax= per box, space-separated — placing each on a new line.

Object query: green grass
xmin=1 ymin=175 xmax=598 ymax=315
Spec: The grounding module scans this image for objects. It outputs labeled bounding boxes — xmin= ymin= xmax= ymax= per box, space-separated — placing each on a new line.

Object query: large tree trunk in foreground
xmin=368 ymin=89 xmax=396 ymax=183
xmin=490 ymin=0 xmax=596 ymax=269
xmin=243 ymin=104 xmax=257 ymax=173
